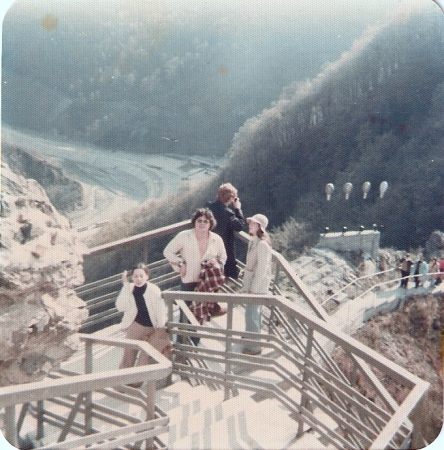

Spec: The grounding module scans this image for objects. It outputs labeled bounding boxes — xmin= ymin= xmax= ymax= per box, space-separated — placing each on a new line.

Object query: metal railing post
xmin=273 ymin=260 xmax=280 ymax=290
xmin=145 ymin=380 xmax=156 ymax=450
xmin=297 ymin=327 xmax=314 ymax=437
xmin=4 ymin=405 xmax=18 ymax=448
xmin=410 ymin=394 xmax=427 ymax=449
xmin=37 ymin=400 xmax=44 ymax=440
xmin=84 ymin=339 xmax=93 ymax=435
xmin=224 ymin=302 xmax=235 ymax=401
xmin=166 ymin=300 xmax=174 ymax=386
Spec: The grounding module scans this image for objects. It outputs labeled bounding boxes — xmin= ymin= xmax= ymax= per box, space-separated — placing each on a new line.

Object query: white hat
xmin=246 ymin=214 xmax=268 ymax=231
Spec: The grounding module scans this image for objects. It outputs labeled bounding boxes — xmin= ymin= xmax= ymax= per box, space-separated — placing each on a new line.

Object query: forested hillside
xmin=88 ymin=7 xmax=444 ymax=270
xmin=223 ymin=8 xmax=444 ymax=249
xmin=2 ymin=1 xmax=362 ymax=156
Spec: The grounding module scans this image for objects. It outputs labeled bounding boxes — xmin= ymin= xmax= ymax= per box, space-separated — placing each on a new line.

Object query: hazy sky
xmin=0 ymin=0 xmax=435 ymax=25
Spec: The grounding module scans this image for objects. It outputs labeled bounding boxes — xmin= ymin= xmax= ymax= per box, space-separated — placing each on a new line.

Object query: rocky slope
xmin=333 ymin=294 xmax=443 ymax=444
xmin=2 ymin=142 xmax=83 ymax=214
xmin=0 ymin=162 xmax=87 ymax=386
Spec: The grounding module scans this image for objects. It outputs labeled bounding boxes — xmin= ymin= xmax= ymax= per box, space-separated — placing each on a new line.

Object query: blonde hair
xmin=216 ymin=183 xmax=237 ymax=203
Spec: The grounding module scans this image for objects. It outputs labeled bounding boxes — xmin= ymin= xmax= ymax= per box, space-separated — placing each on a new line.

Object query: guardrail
xmin=320 ymin=268 xmax=397 ymax=306
xmin=163 ymin=290 xmax=429 ymax=449
xmin=77 ymin=224 xmax=330 ymax=332
xmin=0 ymin=334 xmax=172 ymax=449
xmin=70 ymin=221 xmax=434 ymax=448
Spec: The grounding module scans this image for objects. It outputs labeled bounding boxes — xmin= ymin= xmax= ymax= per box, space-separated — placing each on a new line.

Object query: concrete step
xmin=155 ymin=382 xmax=224 ymax=418
xmin=165 ymin=393 xmax=299 ymax=450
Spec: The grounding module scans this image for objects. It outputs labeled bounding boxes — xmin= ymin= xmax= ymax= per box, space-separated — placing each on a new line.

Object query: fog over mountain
xmin=2 ymin=0 xmax=444 ymax=256
xmin=76 ymin=3 xmax=444 ymax=265
xmin=1 ymin=0 xmax=420 ymax=156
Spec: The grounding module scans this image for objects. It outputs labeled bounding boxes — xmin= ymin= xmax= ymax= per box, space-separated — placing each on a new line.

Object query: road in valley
xmin=2 ymin=126 xmax=226 ymax=230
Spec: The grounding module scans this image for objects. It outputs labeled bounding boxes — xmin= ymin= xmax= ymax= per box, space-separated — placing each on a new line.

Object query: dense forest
xmin=1 ymin=1 xmax=379 ymax=156
xmin=82 ymin=6 xmax=444 ymax=280
xmin=3 ymin=3 xmax=444 ymax=279
xmin=224 ymin=8 xmax=444 ymax=250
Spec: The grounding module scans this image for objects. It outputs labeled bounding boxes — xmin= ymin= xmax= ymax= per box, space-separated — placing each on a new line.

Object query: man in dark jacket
xmin=398 ymin=253 xmax=413 ymax=288
xmin=207 ymin=183 xmax=245 ymax=279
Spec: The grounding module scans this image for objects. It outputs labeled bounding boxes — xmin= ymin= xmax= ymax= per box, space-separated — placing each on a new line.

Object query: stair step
xmin=164 ymin=393 xmax=298 ymax=449
xmin=156 ymin=382 xmax=224 ymax=417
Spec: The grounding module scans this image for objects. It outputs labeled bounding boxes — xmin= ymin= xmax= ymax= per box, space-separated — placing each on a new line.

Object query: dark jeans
xmin=178 ymin=281 xmax=200 ymax=346
xmin=400 ymin=270 xmax=410 ymax=287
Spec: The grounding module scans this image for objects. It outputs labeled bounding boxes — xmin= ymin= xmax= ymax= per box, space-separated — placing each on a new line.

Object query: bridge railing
xmin=0 ymin=334 xmax=171 ymax=449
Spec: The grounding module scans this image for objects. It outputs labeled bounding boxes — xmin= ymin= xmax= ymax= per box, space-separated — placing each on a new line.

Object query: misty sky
xmin=1 ymin=0 xmax=432 ymax=25
xmin=0 ymin=0 xmax=442 ymax=26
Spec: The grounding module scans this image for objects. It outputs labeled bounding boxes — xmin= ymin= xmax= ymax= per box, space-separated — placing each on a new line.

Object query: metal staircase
xmin=0 ymin=221 xmax=430 ymax=449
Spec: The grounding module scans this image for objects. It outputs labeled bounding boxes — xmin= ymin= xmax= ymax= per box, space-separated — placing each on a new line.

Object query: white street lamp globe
xmin=362 ymin=181 xmax=371 ymax=199
xmin=379 ymin=181 xmax=388 ymax=198
xmin=325 ymin=183 xmax=334 ymax=201
xmin=343 ymin=182 xmax=353 ymax=200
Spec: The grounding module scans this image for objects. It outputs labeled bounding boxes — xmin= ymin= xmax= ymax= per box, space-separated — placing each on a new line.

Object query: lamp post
xmin=325 ymin=183 xmax=334 ymax=201
xmin=325 ymin=183 xmax=335 ymax=232
xmin=324 ymin=180 xmax=388 ymax=236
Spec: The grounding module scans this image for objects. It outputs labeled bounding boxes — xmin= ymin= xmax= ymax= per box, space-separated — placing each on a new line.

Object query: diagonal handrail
xmin=162 ymin=290 xmax=429 ymax=449
xmin=353 ymin=271 xmax=442 ymax=304
xmin=0 ymin=334 xmax=172 ymax=449
xmin=320 ymin=268 xmax=397 ymax=306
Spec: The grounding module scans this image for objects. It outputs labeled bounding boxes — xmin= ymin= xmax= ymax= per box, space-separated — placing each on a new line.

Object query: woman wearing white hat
xmin=241 ymin=213 xmax=272 ymax=355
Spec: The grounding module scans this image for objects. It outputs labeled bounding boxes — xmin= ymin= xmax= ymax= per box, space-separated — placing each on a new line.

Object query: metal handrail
xmin=66 ymin=220 xmax=431 ymax=448
xmin=163 ymin=290 xmax=429 ymax=449
xmin=352 ymin=271 xmax=442 ymax=304
xmin=84 ymin=219 xmax=191 ymax=256
xmin=0 ymin=334 xmax=172 ymax=448
xmin=320 ymin=268 xmax=397 ymax=306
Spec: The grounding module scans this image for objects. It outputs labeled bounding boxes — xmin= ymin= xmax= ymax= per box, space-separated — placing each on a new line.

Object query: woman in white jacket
xmin=241 ymin=214 xmax=272 ymax=355
xmin=115 ymin=263 xmax=171 ymax=383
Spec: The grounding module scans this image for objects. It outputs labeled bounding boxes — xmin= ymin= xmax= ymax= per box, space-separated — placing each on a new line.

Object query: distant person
xmin=435 ymin=257 xmax=444 ymax=286
xmin=398 ymin=253 xmax=413 ymax=288
xmin=241 ymin=214 xmax=272 ymax=356
xmin=411 ymin=256 xmax=428 ymax=288
xmin=116 ymin=263 xmax=171 ymax=387
xmin=207 ymin=183 xmax=245 ymax=279
xmin=430 ymin=257 xmax=441 ymax=285
xmin=163 ymin=208 xmax=227 ymax=344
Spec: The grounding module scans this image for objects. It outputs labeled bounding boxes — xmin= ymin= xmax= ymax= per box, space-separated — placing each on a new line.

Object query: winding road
xmin=2 ymin=126 xmax=225 ymax=229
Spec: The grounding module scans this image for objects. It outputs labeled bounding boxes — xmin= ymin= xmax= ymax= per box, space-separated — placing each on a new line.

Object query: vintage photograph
xmin=1 ymin=1 xmax=443 ymax=449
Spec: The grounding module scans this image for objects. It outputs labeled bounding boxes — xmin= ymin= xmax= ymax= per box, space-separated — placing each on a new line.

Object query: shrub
xmin=270 ymin=217 xmax=317 ymax=260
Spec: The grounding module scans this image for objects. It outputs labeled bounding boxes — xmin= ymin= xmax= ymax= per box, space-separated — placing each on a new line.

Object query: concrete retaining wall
xmin=317 ymin=230 xmax=380 ymax=260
